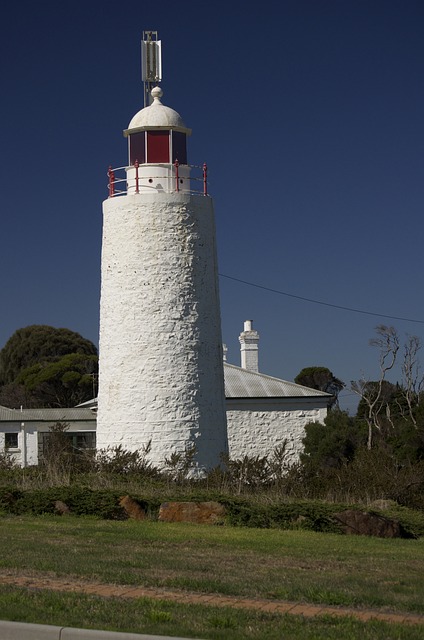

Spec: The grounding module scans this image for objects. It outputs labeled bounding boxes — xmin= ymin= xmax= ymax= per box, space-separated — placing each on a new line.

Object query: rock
xmin=333 ymin=510 xmax=403 ymax=538
xmin=54 ymin=500 xmax=71 ymax=515
xmin=158 ymin=501 xmax=226 ymax=524
xmin=119 ymin=495 xmax=146 ymax=520
xmin=292 ymin=515 xmax=307 ymax=527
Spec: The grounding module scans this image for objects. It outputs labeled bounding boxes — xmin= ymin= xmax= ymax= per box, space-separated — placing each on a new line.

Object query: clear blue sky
xmin=1 ymin=1 xmax=423 ymax=413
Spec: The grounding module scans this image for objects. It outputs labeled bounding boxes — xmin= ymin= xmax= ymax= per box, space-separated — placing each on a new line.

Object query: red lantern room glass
xmin=129 ymin=130 xmax=187 ymax=165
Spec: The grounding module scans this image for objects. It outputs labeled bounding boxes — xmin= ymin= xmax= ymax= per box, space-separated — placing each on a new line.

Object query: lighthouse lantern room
xmin=124 ymin=85 xmax=192 ymax=195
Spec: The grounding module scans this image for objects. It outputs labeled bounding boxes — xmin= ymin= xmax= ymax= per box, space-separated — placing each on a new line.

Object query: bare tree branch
xmin=402 ymin=335 xmax=423 ymax=428
xmin=351 ymin=326 xmax=400 ymax=449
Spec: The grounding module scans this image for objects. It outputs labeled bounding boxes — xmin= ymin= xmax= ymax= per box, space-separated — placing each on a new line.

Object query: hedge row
xmin=1 ymin=486 xmax=423 ymax=537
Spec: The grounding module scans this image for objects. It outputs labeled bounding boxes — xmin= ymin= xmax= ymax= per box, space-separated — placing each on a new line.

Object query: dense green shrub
xmin=0 ymin=487 xmax=123 ymax=519
xmin=301 ymin=410 xmax=366 ymax=469
xmin=222 ymin=498 xmax=347 ymax=533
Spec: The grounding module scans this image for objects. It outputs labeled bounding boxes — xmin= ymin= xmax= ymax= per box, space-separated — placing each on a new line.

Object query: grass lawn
xmin=0 ymin=514 xmax=423 ymax=638
xmin=0 ymin=587 xmax=422 ymax=640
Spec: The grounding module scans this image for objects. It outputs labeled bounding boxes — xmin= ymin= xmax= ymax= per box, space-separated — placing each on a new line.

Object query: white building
xmin=0 ymin=406 xmax=96 ymax=467
xmin=227 ymin=321 xmax=329 ymax=461
xmin=0 ymin=322 xmax=330 ymax=468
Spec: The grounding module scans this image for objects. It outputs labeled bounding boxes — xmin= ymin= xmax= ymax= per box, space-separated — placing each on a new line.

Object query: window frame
xmin=5 ymin=433 xmax=19 ymax=450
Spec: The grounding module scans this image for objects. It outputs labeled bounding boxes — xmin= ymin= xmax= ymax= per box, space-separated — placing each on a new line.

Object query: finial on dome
xmin=151 ymin=86 xmax=163 ymax=103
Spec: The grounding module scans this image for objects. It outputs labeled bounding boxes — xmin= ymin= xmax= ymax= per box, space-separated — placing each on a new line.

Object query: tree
xmin=0 ymin=326 xmax=98 ymax=408
xmin=401 ymin=335 xmax=424 ymax=428
xmin=294 ymin=366 xmax=344 ymax=408
xmin=0 ymin=382 xmax=29 ymax=409
xmin=351 ymin=325 xmax=400 ymax=449
xmin=355 ymin=385 xmax=424 ymax=463
xmin=0 ymin=325 xmax=97 ymax=386
xmin=352 ymin=325 xmax=424 ymax=450
xmin=356 ymin=380 xmax=400 ymax=424
xmin=16 ymin=353 xmax=98 ymax=408
xmin=300 ymin=410 xmax=364 ymax=469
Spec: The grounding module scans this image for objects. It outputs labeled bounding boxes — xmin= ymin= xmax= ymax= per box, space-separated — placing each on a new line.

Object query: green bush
xmin=301 ymin=411 xmax=366 ymax=469
xmin=0 ymin=487 xmax=123 ymax=519
xmin=221 ymin=498 xmax=347 ymax=533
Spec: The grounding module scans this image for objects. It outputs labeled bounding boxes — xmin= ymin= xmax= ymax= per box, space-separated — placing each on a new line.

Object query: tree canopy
xmin=0 ymin=325 xmax=98 ymax=408
xmin=15 ymin=353 xmax=98 ymax=408
xmin=0 ymin=325 xmax=97 ymax=386
xmin=295 ymin=366 xmax=344 ymax=408
xmin=301 ymin=410 xmax=365 ymax=469
xmin=351 ymin=326 xmax=424 ymax=449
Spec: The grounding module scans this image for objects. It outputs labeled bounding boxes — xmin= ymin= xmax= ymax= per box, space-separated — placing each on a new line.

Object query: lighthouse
xmin=96 ymin=33 xmax=228 ymax=472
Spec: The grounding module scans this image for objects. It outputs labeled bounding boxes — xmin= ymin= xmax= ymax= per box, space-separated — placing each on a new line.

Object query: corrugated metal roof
xmin=224 ymin=364 xmax=332 ymax=398
xmin=0 ymin=406 xmax=96 ymax=422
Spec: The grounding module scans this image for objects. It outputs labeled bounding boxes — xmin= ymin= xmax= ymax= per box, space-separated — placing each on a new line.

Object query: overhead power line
xmin=219 ymin=274 xmax=424 ymax=325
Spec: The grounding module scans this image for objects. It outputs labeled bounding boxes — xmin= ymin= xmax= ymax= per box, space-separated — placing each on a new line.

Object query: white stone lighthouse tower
xmin=96 ymin=35 xmax=228 ymax=471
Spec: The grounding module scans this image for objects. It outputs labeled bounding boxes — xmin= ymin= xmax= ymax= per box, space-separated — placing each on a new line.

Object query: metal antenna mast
xmin=141 ymin=31 xmax=162 ymax=107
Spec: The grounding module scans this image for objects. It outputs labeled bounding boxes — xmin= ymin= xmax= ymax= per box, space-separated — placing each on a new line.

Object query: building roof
xmin=0 ymin=406 xmax=96 ymax=423
xmin=125 ymin=87 xmax=191 ymax=135
xmin=223 ymin=364 xmax=331 ymax=399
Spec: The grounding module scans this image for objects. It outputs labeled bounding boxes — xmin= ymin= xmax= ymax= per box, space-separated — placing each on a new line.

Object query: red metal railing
xmin=107 ymin=166 xmax=115 ymax=197
xmin=203 ymin=163 xmax=208 ymax=196
xmin=134 ymin=159 xmax=139 ymax=194
xmin=106 ymin=162 xmax=209 ymax=198
xmin=174 ymin=159 xmax=179 ymax=192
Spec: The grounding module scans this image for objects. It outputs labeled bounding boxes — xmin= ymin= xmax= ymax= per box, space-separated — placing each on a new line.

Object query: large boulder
xmin=158 ymin=501 xmax=226 ymax=525
xmin=54 ymin=500 xmax=71 ymax=515
xmin=333 ymin=510 xmax=404 ymax=538
xmin=119 ymin=495 xmax=146 ymax=520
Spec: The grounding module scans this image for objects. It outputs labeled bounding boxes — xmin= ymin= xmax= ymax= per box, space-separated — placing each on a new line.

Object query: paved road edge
xmin=0 ymin=620 xmax=201 ymax=640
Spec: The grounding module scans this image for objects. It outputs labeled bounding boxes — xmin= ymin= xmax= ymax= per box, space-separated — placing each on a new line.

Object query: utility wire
xmin=219 ymin=274 xmax=424 ymax=325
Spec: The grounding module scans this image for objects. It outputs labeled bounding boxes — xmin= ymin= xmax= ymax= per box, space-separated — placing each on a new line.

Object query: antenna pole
xmin=141 ymin=31 xmax=162 ymax=107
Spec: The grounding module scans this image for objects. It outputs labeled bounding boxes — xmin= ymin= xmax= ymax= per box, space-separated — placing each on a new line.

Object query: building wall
xmin=226 ymin=400 xmax=327 ymax=464
xmin=0 ymin=422 xmax=95 ymax=467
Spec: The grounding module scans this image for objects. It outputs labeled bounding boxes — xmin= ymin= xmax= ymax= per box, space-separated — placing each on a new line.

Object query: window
xmin=146 ymin=131 xmax=170 ymax=163
xmin=171 ymin=131 xmax=187 ymax=164
xmin=5 ymin=433 xmax=18 ymax=449
xmin=129 ymin=132 xmax=146 ymax=165
xmin=71 ymin=433 xmax=96 ymax=451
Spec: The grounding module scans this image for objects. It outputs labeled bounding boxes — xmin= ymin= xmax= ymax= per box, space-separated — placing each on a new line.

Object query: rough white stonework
xmin=97 ymin=191 xmax=228 ymax=470
xmin=226 ymin=400 xmax=327 ymax=464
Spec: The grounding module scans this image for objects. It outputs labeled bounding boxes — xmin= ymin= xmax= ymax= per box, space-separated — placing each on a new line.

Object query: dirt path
xmin=0 ymin=569 xmax=423 ymax=627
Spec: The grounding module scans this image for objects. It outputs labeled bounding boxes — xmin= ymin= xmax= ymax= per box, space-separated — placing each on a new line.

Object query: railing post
xmin=134 ymin=159 xmax=139 ymax=193
xmin=174 ymin=159 xmax=179 ymax=192
xmin=108 ymin=166 xmax=115 ymax=198
xmin=203 ymin=163 xmax=208 ymax=196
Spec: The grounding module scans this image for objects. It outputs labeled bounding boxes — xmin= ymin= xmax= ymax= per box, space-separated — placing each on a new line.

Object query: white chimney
xmin=223 ymin=344 xmax=228 ymax=362
xmin=239 ymin=320 xmax=260 ymax=372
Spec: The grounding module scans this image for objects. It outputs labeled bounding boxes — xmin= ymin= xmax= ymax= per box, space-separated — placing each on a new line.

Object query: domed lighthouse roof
xmin=124 ymin=87 xmax=191 ymax=137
